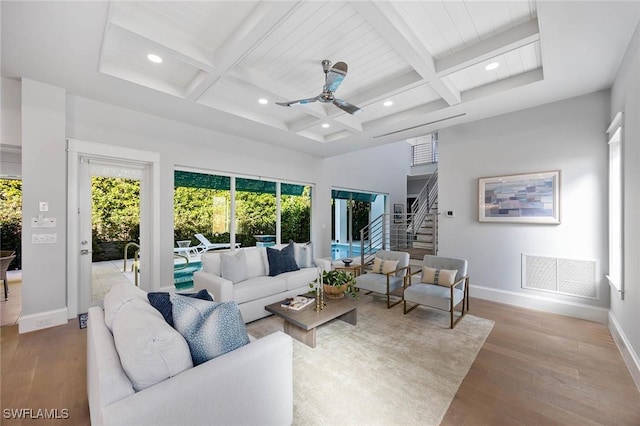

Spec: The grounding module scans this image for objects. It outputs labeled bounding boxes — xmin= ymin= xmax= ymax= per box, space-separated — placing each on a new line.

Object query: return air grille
xmin=522 ymin=254 xmax=597 ymax=299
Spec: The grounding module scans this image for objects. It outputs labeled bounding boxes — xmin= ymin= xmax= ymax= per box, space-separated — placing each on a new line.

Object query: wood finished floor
xmin=1 ymin=298 xmax=638 ymax=425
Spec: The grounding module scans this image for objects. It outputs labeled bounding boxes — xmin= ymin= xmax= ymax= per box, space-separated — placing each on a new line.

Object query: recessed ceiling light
xmin=485 ymin=62 xmax=499 ymax=71
xmin=383 ymin=100 xmax=393 ymax=107
xmin=322 ymin=123 xmax=330 ymax=128
xmin=147 ymin=54 xmax=163 ymax=64
xmin=258 ymin=98 xmax=268 ymax=105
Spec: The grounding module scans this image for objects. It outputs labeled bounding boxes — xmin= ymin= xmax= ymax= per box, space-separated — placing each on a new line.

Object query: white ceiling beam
xmin=461 ymin=68 xmax=544 ymax=102
xmin=185 ymin=1 xmax=302 ymax=101
xmin=107 ymin=23 xmax=214 ymax=73
xmin=329 ymin=70 xmax=425 ymax=111
xmin=351 ymin=1 xmax=461 ymax=106
xmin=436 ymin=19 xmax=540 ymax=77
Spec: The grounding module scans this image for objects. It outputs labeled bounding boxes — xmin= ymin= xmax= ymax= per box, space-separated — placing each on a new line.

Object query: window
xmin=173 ymin=170 xmax=311 ymax=248
xmin=607 ymin=112 xmax=623 ymax=296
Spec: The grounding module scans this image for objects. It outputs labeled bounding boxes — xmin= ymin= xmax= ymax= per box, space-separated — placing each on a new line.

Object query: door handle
xmin=80 ymin=249 xmax=91 ymax=255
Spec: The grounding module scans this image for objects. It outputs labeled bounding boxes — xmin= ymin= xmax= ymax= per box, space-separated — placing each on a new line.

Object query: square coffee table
xmin=265 ymin=295 xmax=359 ymax=348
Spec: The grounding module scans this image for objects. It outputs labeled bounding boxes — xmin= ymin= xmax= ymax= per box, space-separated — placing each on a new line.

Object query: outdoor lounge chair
xmin=1 ymin=250 xmax=16 ymax=301
xmin=194 ymin=234 xmax=241 ymax=253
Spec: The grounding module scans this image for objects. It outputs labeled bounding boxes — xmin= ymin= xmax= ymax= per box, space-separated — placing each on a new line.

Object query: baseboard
xmin=470 ymin=285 xmax=609 ymax=324
xmin=608 ymin=312 xmax=640 ymax=392
xmin=19 ymin=307 xmax=68 ymax=333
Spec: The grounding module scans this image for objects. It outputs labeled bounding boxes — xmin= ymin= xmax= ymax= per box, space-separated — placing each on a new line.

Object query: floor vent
xmin=522 ymin=254 xmax=597 ymax=299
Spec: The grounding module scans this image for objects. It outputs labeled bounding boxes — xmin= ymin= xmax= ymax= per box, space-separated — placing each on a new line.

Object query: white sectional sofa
xmin=87 ymin=283 xmax=293 ymax=426
xmin=193 ymin=244 xmax=330 ymax=323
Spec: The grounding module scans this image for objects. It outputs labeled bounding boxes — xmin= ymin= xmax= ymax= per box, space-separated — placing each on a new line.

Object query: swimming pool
xmin=331 ymin=242 xmax=362 ymax=260
xmin=174 ymin=260 xmax=202 ymax=290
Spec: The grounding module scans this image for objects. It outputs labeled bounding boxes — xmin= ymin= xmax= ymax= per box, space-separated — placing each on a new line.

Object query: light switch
xmin=39 ymin=202 xmax=49 ymax=212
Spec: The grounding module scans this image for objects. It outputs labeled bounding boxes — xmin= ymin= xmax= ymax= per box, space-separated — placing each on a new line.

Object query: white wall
xmin=438 ymin=90 xmax=610 ymax=321
xmin=20 ymin=79 xmax=68 ymax=331
xmin=609 ymin=21 xmax=640 ymax=386
xmin=322 ymin=141 xmax=411 ymax=246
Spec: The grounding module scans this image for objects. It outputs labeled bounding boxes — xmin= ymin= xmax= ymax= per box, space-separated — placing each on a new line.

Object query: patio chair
xmin=1 ymin=250 xmax=17 ymax=301
xmin=194 ymin=234 xmax=241 ymax=253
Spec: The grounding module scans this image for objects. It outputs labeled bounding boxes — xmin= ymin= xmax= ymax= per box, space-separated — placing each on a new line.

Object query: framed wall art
xmin=478 ymin=170 xmax=560 ymax=224
xmin=393 ymin=204 xmax=404 ymax=223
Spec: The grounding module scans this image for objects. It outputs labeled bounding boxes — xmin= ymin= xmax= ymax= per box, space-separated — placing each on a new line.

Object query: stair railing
xmin=359 ymin=214 xmax=387 ymax=267
xmin=408 ymin=169 xmax=438 ymax=237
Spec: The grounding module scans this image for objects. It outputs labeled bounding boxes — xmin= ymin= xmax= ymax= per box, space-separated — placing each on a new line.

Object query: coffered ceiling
xmin=2 ymin=1 xmax=639 ymax=157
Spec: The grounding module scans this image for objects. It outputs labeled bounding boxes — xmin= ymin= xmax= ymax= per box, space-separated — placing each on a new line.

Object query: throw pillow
xmin=112 ymin=299 xmax=193 ymax=391
xmin=421 ymin=267 xmax=458 ymax=285
xmin=220 ymin=250 xmax=248 ymax=283
xmin=291 ymin=240 xmax=314 ymax=268
xmin=267 ymin=243 xmax=300 ymax=276
xmin=147 ymin=289 xmax=213 ymax=327
xmin=371 ymin=257 xmax=399 ymax=274
xmin=170 ymin=295 xmax=250 ymax=366
xmin=103 ymin=283 xmax=148 ymax=331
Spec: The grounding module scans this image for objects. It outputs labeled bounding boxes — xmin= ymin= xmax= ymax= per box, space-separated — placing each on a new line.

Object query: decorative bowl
xmin=342 ymin=258 xmax=353 ymax=266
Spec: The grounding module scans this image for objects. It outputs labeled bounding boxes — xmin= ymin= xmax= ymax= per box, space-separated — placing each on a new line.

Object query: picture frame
xmin=478 ymin=170 xmax=560 ymax=224
xmin=393 ymin=204 xmax=404 ymax=223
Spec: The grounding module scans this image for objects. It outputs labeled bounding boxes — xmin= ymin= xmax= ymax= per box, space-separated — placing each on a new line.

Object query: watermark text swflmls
xmin=3 ymin=408 xmax=70 ymax=420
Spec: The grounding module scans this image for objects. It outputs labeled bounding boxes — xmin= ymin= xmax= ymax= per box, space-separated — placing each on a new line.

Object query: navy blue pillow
xmin=147 ymin=289 xmax=213 ymax=327
xmin=267 ymin=243 xmax=300 ymax=276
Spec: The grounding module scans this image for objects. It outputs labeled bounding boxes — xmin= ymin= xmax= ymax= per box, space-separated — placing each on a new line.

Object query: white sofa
xmin=194 ymin=245 xmax=330 ymax=323
xmin=87 ymin=284 xmax=293 ymax=426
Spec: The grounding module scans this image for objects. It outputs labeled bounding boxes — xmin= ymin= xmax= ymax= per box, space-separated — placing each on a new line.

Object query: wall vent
xmin=521 ymin=254 xmax=598 ymax=299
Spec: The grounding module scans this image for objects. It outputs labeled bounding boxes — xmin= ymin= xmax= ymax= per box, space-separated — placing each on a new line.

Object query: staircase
xmin=412 ymin=201 xmax=438 ymax=254
xmin=357 ymin=170 xmax=438 ymax=264
xmin=407 ymin=170 xmax=438 ymax=256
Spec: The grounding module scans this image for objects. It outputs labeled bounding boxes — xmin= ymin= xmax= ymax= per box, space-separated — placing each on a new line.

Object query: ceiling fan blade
xmin=333 ymin=98 xmax=362 ymax=115
xmin=276 ymin=96 xmax=320 ymax=107
xmin=323 ymin=61 xmax=348 ymax=93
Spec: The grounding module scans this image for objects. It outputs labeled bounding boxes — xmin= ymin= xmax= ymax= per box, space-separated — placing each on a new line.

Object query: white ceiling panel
xmin=112 ymin=1 xmax=259 ymax=56
xmin=442 ymin=40 xmax=542 ymax=93
xmin=100 ymin=25 xmax=201 ymax=91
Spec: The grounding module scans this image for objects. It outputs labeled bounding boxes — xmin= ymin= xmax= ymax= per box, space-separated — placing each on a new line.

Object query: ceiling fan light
xmin=485 ymin=62 xmax=499 ymax=71
xmin=147 ymin=54 xmax=163 ymax=64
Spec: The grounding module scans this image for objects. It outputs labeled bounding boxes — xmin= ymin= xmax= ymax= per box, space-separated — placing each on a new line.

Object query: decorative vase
xmin=323 ymin=283 xmax=347 ymax=299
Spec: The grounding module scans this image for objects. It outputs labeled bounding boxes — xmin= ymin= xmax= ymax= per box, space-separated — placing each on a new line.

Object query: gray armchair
xmin=403 ymin=255 xmax=469 ymax=328
xmin=355 ymin=250 xmax=410 ymax=308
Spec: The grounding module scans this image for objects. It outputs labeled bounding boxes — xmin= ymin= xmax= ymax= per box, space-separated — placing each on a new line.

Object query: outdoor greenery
xmin=0 ymin=179 xmax=22 ymax=269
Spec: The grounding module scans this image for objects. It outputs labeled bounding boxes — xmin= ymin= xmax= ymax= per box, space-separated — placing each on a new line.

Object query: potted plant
xmin=311 ymin=269 xmax=358 ymax=299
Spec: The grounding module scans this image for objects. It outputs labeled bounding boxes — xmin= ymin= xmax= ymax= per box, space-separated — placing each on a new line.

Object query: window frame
xmin=606 ymin=112 xmax=624 ymax=297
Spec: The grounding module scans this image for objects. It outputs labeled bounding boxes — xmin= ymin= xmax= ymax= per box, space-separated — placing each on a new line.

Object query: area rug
xmin=246 ymin=295 xmax=494 ymax=425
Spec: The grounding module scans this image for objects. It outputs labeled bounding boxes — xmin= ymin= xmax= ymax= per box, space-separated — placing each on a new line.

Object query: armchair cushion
xmin=421 ymin=267 xmax=458 ymax=286
xmin=404 ymin=284 xmax=464 ymax=312
xmin=170 ymin=295 xmax=250 ymax=366
xmin=356 ymin=274 xmax=404 ymax=294
xmin=371 ymin=257 xmax=399 ymax=274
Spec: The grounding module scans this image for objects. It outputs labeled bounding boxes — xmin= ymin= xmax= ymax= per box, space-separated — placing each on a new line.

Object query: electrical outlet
xmin=32 ymin=233 xmax=57 ymax=244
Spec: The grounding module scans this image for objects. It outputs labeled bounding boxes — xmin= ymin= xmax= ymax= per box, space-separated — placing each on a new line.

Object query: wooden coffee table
xmin=265 ymin=295 xmax=359 ymax=348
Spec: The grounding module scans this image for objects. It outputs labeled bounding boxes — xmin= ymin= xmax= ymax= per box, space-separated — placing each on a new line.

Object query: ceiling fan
xmin=276 ymin=60 xmax=362 ymax=115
